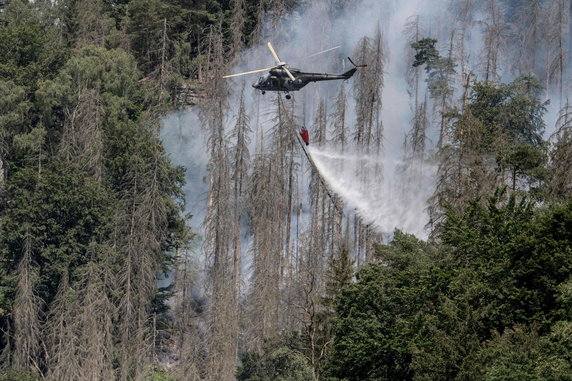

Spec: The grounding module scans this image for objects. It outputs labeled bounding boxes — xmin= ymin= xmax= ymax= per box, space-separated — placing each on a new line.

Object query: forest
xmin=0 ymin=0 xmax=571 ymax=380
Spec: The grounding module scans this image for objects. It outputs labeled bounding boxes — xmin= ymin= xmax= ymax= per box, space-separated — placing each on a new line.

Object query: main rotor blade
xmin=305 ymin=45 xmax=341 ymax=59
xmin=267 ymin=42 xmax=282 ymax=65
xmin=223 ymin=66 xmax=276 ymax=78
xmin=283 ymin=66 xmax=296 ymax=81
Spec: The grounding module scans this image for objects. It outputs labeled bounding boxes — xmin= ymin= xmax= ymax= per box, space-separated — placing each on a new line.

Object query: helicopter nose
xmin=252 ymin=82 xmax=258 ymax=88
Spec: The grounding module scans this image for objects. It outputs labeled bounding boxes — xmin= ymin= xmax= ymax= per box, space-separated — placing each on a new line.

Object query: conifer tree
xmin=512 ymin=0 xmax=543 ymax=76
xmin=481 ymin=0 xmax=507 ymax=83
xmin=230 ymin=0 xmax=246 ymax=58
xmin=73 ymin=0 xmax=110 ymax=48
xmin=547 ymin=102 xmax=572 ymax=199
xmin=545 ymin=0 xmax=569 ymax=104
xmin=330 ymin=84 xmax=347 ymax=152
xmin=43 ymin=270 xmax=80 ymax=381
xmin=12 ymin=232 xmax=42 ymax=373
xmin=200 ymin=23 xmax=239 ymax=381
xmin=230 ymin=87 xmax=251 ymax=331
xmin=74 ymin=254 xmax=115 ymax=381
xmin=59 ymin=88 xmax=103 ymax=181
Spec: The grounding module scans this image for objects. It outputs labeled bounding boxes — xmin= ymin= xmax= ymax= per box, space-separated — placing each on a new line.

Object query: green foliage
xmin=459 ymin=324 xmax=572 ymax=380
xmin=0 ymin=1 xmax=69 ymax=87
xmin=146 ymin=366 xmax=176 ymax=381
xmin=1 ymin=159 xmax=115 ymax=302
xmin=501 ymin=143 xmax=547 ymax=191
xmin=326 ymin=231 xmax=448 ymax=381
xmin=410 ymin=38 xmax=456 ymax=99
xmin=0 ymin=80 xmax=30 ymax=137
xmin=459 ymin=80 xmax=547 ymax=150
xmin=0 ymin=370 xmax=39 ymax=381
xmin=36 ymin=45 xmax=143 ymax=130
xmin=325 ymin=198 xmax=572 ymax=380
xmin=443 ymin=193 xmax=572 ymax=331
xmin=237 ymin=344 xmax=316 ymax=381
xmin=322 ymin=246 xmax=354 ymax=315
xmin=411 ymin=38 xmax=439 ymax=68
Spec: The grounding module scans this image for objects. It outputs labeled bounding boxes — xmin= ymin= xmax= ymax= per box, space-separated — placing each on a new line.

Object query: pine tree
xmin=12 ymin=232 xmax=42 ymax=373
xmin=59 ymin=88 xmax=103 ymax=181
xmin=74 ymin=252 xmax=115 ymax=381
xmin=545 ymin=0 xmax=569 ymax=105
xmin=480 ymin=0 xmax=507 ymax=83
xmin=547 ymin=102 xmax=572 ymax=199
xmin=43 ymin=270 xmax=80 ymax=381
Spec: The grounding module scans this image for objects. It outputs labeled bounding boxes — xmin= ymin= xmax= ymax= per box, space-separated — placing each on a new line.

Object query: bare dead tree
xmin=547 ymin=102 xmax=572 ymax=198
xmin=452 ymin=0 xmax=476 ymax=83
xmin=403 ymin=15 xmax=428 ymax=163
xmin=545 ymin=0 xmax=569 ymax=105
xmin=351 ymin=27 xmax=385 ymax=263
xmin=479 ymin=0 xmax=508 ymax=83
xmin=246 ymin=94 xmax=295 ymax=350
xmin=115 ymin=143 xmax=172 ymax=381
xmin=229 ymin=87 xmax=251 ymax=334
xmin=116 ymin=185 xmax=155 ymax=381
xmin=352 ymin=28 xmax=385 ymax=155
xmin=404 ymin=15 xmax=422 ymax=113
xmin=312 ymin=98 xmax=327 ymax=146
xmin=12 ymin=231 xmax=43 ymax=373
xmin=330 ymin=84 xmax=347 ymax=152
xmin=247 ymin=154 xmax=284 ymax=349
xmin=249 ymin=2 xmax=265 ymax=46
xmin=328 ymin=85 xmax=347 ymax=252
xmin=43 ymin=270 xmax=80 ymax=381
xmin=230 ymin=0 xmax=246 ymax=58
xmin=198 ymin=23 xmax=240 ymax=381
xmin=512 ymin=0 xmax=544 ymax=76
xmin=171 ymin=255 xmax=204 ymax=381
xmin=438 ymin=30 xmax=457 ymax=147
xmin=74 ymin=0 xmax=110 ymax=48
xmin=74 ymin=252 xmax=116 ymax=381
xmin=59 ymin=88 xmax=103 ymax=181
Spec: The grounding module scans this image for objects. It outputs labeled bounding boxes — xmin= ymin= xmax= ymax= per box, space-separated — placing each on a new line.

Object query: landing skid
xmin=259 ymin=90 xmax=290 ymax=100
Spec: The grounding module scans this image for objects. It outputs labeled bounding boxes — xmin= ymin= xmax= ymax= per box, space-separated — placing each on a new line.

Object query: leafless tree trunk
xmin=512 ymin=0 xmax=543 ymax=75
xmin=59 ymin=88 xmax=103 ymax=181
xmin=438 ymin=30 xmax=456 ymax=147
xmin=453 ymin=0 xmax=475 ymax=84
xmin=351 ymin=28 xmax=385 ymax=262
xmin=330 ymin=84 xmax=347 ymax=152
xmin=172 ymin=256 xmax=204 ymax=381
xmin=352 ymin=28 xmax=384 ymax=154
xmin=74 ymin=253 xmax=116 ymax=381
xmin=199 ymin=24 xmax=240 ymax=381
xmin=230 ymin=0 xmax=246 ymax=58
xmin=547 ymin=102 xmax=572 ymax=198
xmin=480 ymin=0 xmax=507 ymax=83
xmin=546 ymin=0 xmax=569 ymax=105
xmin=248 ymin=154 xmax=284 ymax=348
xmin=43 ymin=270 xmax=80 ymax=381
xmin=12 ymin=232 xmax=42 ymax=373
xmin=74 ymin=0 xmax=109 ymax=48
xmin=116 ymin=148 xmax=170 ymax=380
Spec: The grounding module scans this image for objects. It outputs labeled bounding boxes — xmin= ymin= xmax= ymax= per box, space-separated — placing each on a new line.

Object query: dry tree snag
xmin=12 ymin=232 xmax=42 ymax=373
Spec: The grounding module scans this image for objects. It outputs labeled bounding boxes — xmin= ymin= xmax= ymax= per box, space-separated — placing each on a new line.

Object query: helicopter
xmin=223 ymin=42 xmax=366 ymax=99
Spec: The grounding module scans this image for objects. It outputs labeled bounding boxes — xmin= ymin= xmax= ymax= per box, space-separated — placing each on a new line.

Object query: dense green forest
xmin=1 ymin=0 xmax=571 ymax=380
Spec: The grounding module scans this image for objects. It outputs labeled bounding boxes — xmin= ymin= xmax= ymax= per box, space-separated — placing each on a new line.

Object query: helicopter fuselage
xmin=252 ymin=67 xmax=356 ymax=93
